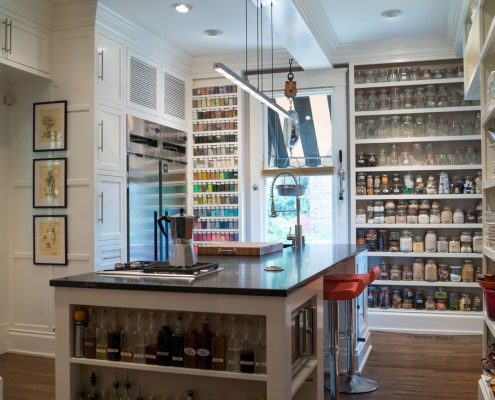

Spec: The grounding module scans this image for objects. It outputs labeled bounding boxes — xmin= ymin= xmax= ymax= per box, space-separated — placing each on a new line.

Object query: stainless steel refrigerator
xmin=127 ymin=115 xmax=187 ymax=262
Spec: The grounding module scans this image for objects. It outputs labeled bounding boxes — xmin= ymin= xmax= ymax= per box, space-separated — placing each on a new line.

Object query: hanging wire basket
xmin=276 ymin=184 xmax=306 ymax=197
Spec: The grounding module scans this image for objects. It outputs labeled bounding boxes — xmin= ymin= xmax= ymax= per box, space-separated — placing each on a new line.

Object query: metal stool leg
xmin=339 ymin=298 xmax=379 ymax=394
xmin=324 ymin=300 xmax=339 ymax=399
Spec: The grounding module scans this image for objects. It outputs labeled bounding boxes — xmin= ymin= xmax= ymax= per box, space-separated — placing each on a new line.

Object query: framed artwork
xmin=33 ymin=158 xmax=67 ymax=208
xmin=33 ymin=100 xmax=67 ymax=151
xmin=33 ymin=215 xmax=68 ymax=265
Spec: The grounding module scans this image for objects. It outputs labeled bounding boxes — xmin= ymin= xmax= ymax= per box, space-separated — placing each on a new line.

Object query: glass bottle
xmin=171 ymin=315 xmax=185 ymax=367
xmin=145 ymin=312 xmax=158 ymax=365
xmin=107 ymin=309 xmax=121 ymax=362
xmin=197 ymin=316 xmax=213 ymax=370
xmin=184 ymin=313 xmax=198 ymax=368
xmin=425 ymin=114 xmax=437 ymax=135
xmin=133 ymin=312 xmax=146 ymax=364
xmin=157 ymin=312 xmax=172 ymax=366
xmin=240 ymin=319 xmax=255 ymax=373
xmin=83 ymin=307 xmax=96 ymax=359
xmin=120 ymin=311 xmax=134 ymax=362
xmin=212 ymin=316 xmax=227 ymax=371
xmin=390 ymin=116 xmax=402 ymax=136
xmin=255 ymin=318 xmax=267 ymax=374
xmin=95 ymin=308 xmax=108 ymax=361
xmin=226 ymin=316 xmax=241 ymax=372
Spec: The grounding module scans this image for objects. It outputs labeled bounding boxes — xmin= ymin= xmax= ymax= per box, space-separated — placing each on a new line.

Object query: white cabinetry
xmin=95 ymin=32 xmax=124 ymax=108
xmin=95 ymin=175 xmax=125 ymax=242
xmin=95 ymin=244 xmax=124 ymax=272
xmin=95 ymin=104 xmax=125 ymax=173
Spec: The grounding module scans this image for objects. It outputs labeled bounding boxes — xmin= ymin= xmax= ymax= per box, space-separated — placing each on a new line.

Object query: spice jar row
xmin=192 ymin=84 xmax=238 ymax=96
xmin=368 ymin=286 xmax=481 ymax=312
xmin=193 ymin=170 xmax=238 ymax=180
xmin=356 ymin=200 xmax=482 ymax=225
xmin=193 ymin=207 xmax=239 ymax=218
xmin=195 ymin=219 xmax=239 ymax=230
xmin=193 ymin=145 xmax=238 ymax=156
xmin=193 ymin=133 xmax=238 ymax=144
xmin=192 ymin=157 xmax=238 ymax=169
xmin=192 ymin=96 xmax=238 ymax=108
xmin=193 ymin=108 xmax=238 ymax=120
xmin=192 ymin=121 xmax=238 ymax=132
xmin=355 ymin=65 xmax=463 ymax=84
xmin=193 ymin=182 xmax=239 ymax=193
xmin=355 ymin=113 xmax=480 ymax=139
xmin=358 ymin=229 xmax=483 ymax=253
xmin=193 ymin=194 xmax=239 ymax=205
xmin=377 ymin=259 xmax=479 ymax=283
xmin=194 ymin=231 xmax=239 ymax=242
xmin=356 ymin=144 xmax=480 ymax=167
xmin=356 ymin=172 xmax=482 ymax=196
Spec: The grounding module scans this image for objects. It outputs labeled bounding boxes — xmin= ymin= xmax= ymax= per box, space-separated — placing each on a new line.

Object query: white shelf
xmin=192 ymin=92 xmax=238 ymax=99
xmin=356 ymin=223 xmax=482 ymax=229
xmin=70 ymin=358 xmax=266 ymax=382
xmin=193 ymin=105 xmax=237 ymax=111
xmin=371 ymin=280 xmax=480 ymax=288
xmin=478 ymin=376 xmax=495 ymax=400
xmin=194 ymin=179 xmax=238 ymax=183
xmin=484 ymin=311 xmax=495 ymax=339
xmin=367 ymin=251 xmax=483 ymax=259
xmin=193 ymin=192 xmax=238 ymax=196
xmin=465 ymin=63 xmax=481 ymax=101
xmin=481 ymin=15 xmax=495 ymax=62
xmin=355 ymin=135 xmax=481 ymax=144
xmin=193 ymin=117 xmax=237 ymax=123
xmin=355 ymin=164 xmax=481 ymax=172
xmin=195 ymin=216 xmax=239 ymax=220
xmin=369 ymin=308 xmax=482 ymax=316
xmin=291 ymin=359 xmax=317 ymax=397
xmin=484 ymin=247 xmax=495 ymax=263
xmin=193 ymin=167 xmax=238 ymax=171
xmin=195 ymin=229 xmax=239 ymax=232
xmin=482 ymin=100 xmax=495 ymax=126
xmin=161 ymin=193 xmax=186 ymax=198
xmin=355 ymin=194 xmax=482 ymax=200
xmin=354 ymin=105 xmax=480 ymax=117
xmin=354 ymin=77 xmax=464 ymax=89
xmin=194 ymin=204 xmax=238 ymax=208
xmin=193 ymin=154 xmax=238 ymax=159
xmin=484 ymin=178 xmax=495 ymax=190
xmin=193 ymin=130 xmax=238 ymax=135
xmin=192 ymin=142 xmax=238 ymax=147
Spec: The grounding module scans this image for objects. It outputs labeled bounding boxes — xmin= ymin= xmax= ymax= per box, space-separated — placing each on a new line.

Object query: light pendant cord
xmin=261 ymin=3 xmax=263 ymax=93
xmin=245 ymin=0 xmax=248 ymax=76
xmin=257 ymin=0 xmax=259 ymax=90
xmin=271 ymin=1 xmax=274 ymax=100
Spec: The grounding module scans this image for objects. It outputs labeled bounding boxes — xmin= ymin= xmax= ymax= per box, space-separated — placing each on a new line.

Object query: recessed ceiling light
xmin=204 ymin=29 xmax=223 ymax=37
xmin=381 ymin=9 xmax=402 ymax=18
xmin=171 ymin=2 xmax=192 ymax=13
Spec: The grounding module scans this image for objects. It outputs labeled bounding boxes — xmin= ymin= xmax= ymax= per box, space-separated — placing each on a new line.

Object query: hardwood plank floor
xmin=0 ymin=332 xmax=482 ymax=399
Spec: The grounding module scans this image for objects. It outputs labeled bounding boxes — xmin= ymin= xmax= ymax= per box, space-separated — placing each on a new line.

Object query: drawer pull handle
xmin=218 ymin=248 xmax=236 ymax=254
xmin=98 ymin=192 xmax=104 ymax=223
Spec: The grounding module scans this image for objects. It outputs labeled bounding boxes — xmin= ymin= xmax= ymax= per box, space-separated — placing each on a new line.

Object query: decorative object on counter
xmin=33 ymin=215 xmax=67 ymax=265
xmin=33 ymin=100 xmax=67 ymax=151
xmin=33 ymin=157 xmax=67 ymax=208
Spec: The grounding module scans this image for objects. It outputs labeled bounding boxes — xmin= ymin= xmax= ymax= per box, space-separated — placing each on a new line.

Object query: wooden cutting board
xmin=197 ymin=242 xmax=283 ymax=256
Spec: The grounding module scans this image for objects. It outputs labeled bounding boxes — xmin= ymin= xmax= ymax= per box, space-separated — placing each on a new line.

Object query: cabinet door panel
xmin=95 ymin=105 xmax=125 ymax=172
xmin=96 ymin=32 xmax=124 ymax=107
xmin=7 ymin=15 xmax=50 ymax=73
xmin=95 ymin=244 xmax=124 ymax=271
xmin=96 ymin=175 xmax=125 ymax=241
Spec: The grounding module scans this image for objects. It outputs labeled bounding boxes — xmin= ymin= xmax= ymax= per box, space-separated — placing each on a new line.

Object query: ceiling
xmin=100 ymin=0 xmax=468 ymax=67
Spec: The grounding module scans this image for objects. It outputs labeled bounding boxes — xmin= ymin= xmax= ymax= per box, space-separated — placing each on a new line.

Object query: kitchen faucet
xmin=269 ymin=171 xmax=304 ymax=248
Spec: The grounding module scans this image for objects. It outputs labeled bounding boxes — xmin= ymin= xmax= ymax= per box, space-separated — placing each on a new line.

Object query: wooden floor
xmin=0 ymin=332 xmax=482 ymax=400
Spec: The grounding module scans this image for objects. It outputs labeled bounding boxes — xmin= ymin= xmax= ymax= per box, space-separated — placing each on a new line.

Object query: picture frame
xmin=33 ymin=158 xmax=67 ymax=208
xmin=33 ymin=215 xmax=68 ymax=265
xmin=33 ymin=100 xmax=67 ymax=151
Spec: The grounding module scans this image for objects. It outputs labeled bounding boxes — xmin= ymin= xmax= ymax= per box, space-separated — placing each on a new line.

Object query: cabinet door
xmin=127 ymin=49 xmax=159 ymax=117
xmin=96 ymin=32 xmax=124 ymax=107
xmin=95 ymin=243 xmax=124 ymax=272
xmin=96 ymin=174 xmax=125 ymax=241
xmin=5 ymin=15 xmax=50 ymax=73
xmin=95 ymin=105 xmax=125 ymax=173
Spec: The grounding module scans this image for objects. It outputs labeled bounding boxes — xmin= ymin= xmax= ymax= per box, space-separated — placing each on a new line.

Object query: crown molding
xmin=0 ymin=0 xmax=53 ymax=29
xmin=52 ymin=0 xmax=97 ymax=30
xmin=447 ymin=0 xmax=470 ymax=56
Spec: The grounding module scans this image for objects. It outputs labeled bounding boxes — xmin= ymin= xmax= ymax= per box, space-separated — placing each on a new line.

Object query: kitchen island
xmin=50 ymin=244 xmax=367 ymax=400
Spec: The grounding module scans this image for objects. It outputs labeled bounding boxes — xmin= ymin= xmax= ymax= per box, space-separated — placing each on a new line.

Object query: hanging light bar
xmin=213 ymin=62 xmax=290 ymax=118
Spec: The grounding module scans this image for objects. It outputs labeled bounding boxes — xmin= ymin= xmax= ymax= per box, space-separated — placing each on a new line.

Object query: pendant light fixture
xmin=213 ymin=1 xmax=290 ymax=118
xmin=283 ymin=58 xmax=300 ymax=151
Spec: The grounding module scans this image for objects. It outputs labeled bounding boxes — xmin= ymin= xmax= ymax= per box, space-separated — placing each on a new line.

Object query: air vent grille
xmin=129 ymin=56 xmax=157 ymax=110
xmin=163 ymin=72 xmax=185 ymax=120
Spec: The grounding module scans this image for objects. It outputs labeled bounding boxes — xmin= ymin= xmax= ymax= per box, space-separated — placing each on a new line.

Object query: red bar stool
xmin=325 ymin=267 xmax=380 ymax=395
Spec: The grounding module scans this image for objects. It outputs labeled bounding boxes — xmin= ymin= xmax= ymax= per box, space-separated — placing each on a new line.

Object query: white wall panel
xmin=65 ymin=109 xmax=93 ymax=180
xmin=66 ymin=185 xmax=92 ymax=256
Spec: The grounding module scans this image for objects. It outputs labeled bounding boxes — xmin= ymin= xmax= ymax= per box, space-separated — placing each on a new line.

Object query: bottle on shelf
xmin=110 ymin=375 xmax=120 ymax=400
xmin=145 ymin=311 xmax=158 ymax=365
xmin=226 ymin=316 xmax=241 ymax=372
xmin=212 ymin=316 xmax=226 ymax=371
xmin=197 ymin=315 xmax=213 ymax=369
xmin=87 ymin=372 xmax=99 ymax=400
xmin=240 ymin=319 xmax=255 ymax=373
xmin=255 ymin=317 xmax=267 ymax=374
xmin=120 ymin=311 xmax=134 ymax=362
xmin=83 ymin=307 xmax=96 ymax=359
xmin=133 ymin=312 xmax=146 ymax=364
xmin=184 ymin=313 xmax=198 ymax=368
xmin=107 ymin=309 xmax=122 ymax=362
xmin=95 ymin=308 xmax=108 ymax=361
xmin=171 ymin=314 xmax=185 ymax=367
xmin=157 ymin=312 xmax=172 ymax=366
xmin=123 ymin=376 xmax=133 ymax=400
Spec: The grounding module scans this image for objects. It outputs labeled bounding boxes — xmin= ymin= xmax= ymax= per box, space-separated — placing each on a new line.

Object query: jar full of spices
xmin=448 ymin=293 xmax=460 ymax=311
xmin=437 ymin=236 xmax=448 ymax=253
xmin=473 ymin=231 xmax=483 ymax=253
xmin=390 ymin=264 xmax=402 ymax=281
xmin=418 ymin=210 xmax=429 ymax=224
xmin=459 ymin=293 xmax=472 ymax=311
xmin=425 ymin=295 xmax=435 ymax=311
xmin=448 ymin=236 xmax=461 ymax=253
xmin=438 ymin=264 xmax=449 ymax=281
xmin=461 ymin=260 xmax=474 ymax=282
xmin=407 ymin=209 xmax=418 ymax=224
xmin=461 ymin=241 xmax=472 ymax=253
xmin=400 ymin=230 xmax=413 ymax=252
xmin=396 ymin=209 xmax=407 ymax=224
xmin=441 ymin=206 xmax=452 ymax=224
xmin=388 ymin=231 xmax=400 ymax=252
xmin=402 ymin=264 xmax=413 ymax=280
xmin=391 ymin=289 xmax=402 ymax=309
xmin=413 ymin=259 xmax=425 ymax=281
xmin=449 ymin=265 xmax=462 ymax=282
xmin=379 ymin=262 xmax=389 ymax=280
xmin=424 ymin=259 xmax=438 ymax=282
xmin=412 ymin=236 xmax=424 ymax=253
xmin=385 ymin=210 xmax=396 ymax=224
xmin=425 ymin=230 xmax=437 ymax=252
xmin=429 ymin=209 xmax=441 ymax=224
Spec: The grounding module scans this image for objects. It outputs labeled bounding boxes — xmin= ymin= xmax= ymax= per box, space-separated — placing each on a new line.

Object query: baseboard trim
xmin=8 ymin=329 xmax=55 ymax=357
xmin=0 ymin=322 xmax=8 ymax=355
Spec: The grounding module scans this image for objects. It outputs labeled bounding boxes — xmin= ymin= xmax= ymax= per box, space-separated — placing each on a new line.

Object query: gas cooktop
xmin=97 ymin=261 xmax=221 ymax=280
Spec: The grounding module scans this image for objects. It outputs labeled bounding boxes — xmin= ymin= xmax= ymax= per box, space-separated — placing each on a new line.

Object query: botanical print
xmin=38 ymin=220 xmax=62 ymax=257
xmin=38 ymin=107 xmax=62 ymax=148
xmin=38 ymin=163 xmax=61 ymax=204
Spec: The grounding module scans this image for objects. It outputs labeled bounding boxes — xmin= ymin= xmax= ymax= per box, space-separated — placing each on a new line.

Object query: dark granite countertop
xmin=49 ymin=244 xmax=365 ymax=297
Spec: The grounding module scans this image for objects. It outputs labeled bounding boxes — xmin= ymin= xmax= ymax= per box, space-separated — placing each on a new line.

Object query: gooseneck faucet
xmin=270 ymin=171 xmax=303 ymax=248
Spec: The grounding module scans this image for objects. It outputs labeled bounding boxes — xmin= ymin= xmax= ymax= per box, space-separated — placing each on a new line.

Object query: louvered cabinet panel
xmin=127 ymin=51 xmax=159 ymax=116
xmin=163 ymin=71 xmax=186 ymax=121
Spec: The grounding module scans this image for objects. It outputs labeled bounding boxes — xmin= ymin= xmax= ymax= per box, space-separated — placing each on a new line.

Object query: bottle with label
xmin=157 ymin=312 xmax=172 ymax=366
xmin=144 ymin=312 xmax=158 ymax=365
xmin=87 ymin=371 xmax=99 ymax=400
xmin=171 ymin=314 xmax=185 ymax=367
xmin=212 ymin=316 xmax=226 ymax=371
xmin=255 ymin=317 xmax=267 ymax=374
xmin=226 ymin=316 xmax=241 ymax=372
xmin=184 ymin=313 xmax=198 ymax=368
xmin=120 ymin=311 xmax=134 ymax=362
xmin=133 ymin=312 xmax=146 ymax=364
xmin=197 ymin=315 xmax=213 ymax=369
xmin=107 ymin=309 xmax=122 ymax=361
xmin=95 ymin=308 xmax=108 ymax=360
xmin=83 ymin=307 xmax=96 ymax=359
xmin=240 ymin=319 xmax=255 ymax=373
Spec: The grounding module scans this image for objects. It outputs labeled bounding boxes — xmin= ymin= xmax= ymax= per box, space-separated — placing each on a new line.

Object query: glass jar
xmin=378 ymin=89 xmax=391 ymax=110
xmin=403 ymin=174 xmax=414 ymax=194
xmin=408 ymin=200 xmax=419 ymax=212
xmin=437 ymin=237 xmax=448 ymax=253
xmin=441 ymin=206 xmax=452 ymax=224
xmin=413 ymin=235 xmax=424 ymax=252
xmin=356 ymin=209 xmax=366 ymax=224
xmin=414 ymin=175 xmax=425 ymax=194
xmin=365 ymin=69 xmax=377 ymax=84
xmin=373 ymin=200 xmax=384 ymax=213
xmin=407 ymin=209 xmax=418 ymax=224
xmin=459 ymin=293 xmax=472 ymax=311
xmin=425 ymin=85 xmax=437 ymax=107
xmin=448 ymin=293 xmax=460 ymax=311
xmin=473 ymin=231 xmax=483 ymax=253
xmin=400 ymin=151 xmax=413 ymax=165
xmin=356 ymin=152 xmax=367 ymax=168
xmin=461 ymin=260 xmax=474 ymax=282
xmin=396 ymin=209 xmax=407 ymax=224
xmin=399 ymin=67 xmax=410 ymax=81
xmin=378 ymin=230 xmax=388 ymax=251
xmin=376 ymin=68 xmax=388 ymax=83
xmin=438 ymin=264 xmax=450 ymax=281
xmin=365 ymin=119 xmax=377 ymax=138
xmin=377 ymin=116 xmax=389 ymax=138
xmin=368 ymin=90 xmax=378 ymax=111
xmin=392 ymin=289 xmax=402 ymax=309
xmin=379 ymin=287 xmax=392 ymax=309
xmin=418 ymin=200 xmax=430 ymax=211
xmin=473 ymin=296 xmax=482 ymax=312
xmin=465 ymin=209 xmax=476 ymax=224
xmin=390 ymin=264 xmax=402 ymax=281
xmin=357 ymin=230 xmax=366 ymax=246
xmin=400 ymin=230 xmax=413 ymax=252
xmin=415 ymin=88 xmax=426 ymax=109
xmin=426 ymin=114 xmax=438 ymax=135
xmin=425 ymin=295 xmax=436 ymax=310
xmin=418 ymin=210 xmax=429 ymax=224
xmin=461 ymin=241 xmax=472 ymax=253
xmin=450 ymin=265 xmax=462 ymax=282
xmin=390 ymin=116 xmax=402 ymax=136
xmin=367 ymin=152 xmax=377 ymax=167
xmin=461 ymin=118 xmax=473 ymax=135
xmin=414 ymin=290 xmax=425 ymax=309
xmin=385 ymin=199 xmax=396 ymax=210
xmin=385 ymin=209 xmax=396 ymax=224
xmin=379 ymin=262 xmax=389 ymax=280
xmin=436 ymin=85 xmax=449 ymax=107
xmin=452 ymin=208 xmax=464 ymax=224
xmin=425 ymin=174 xmax=437 ymax=195
xmin=425 ymin=230 xmax=437 ymax=252
xmin=402 ymin=89 xmax=414 ymax=109
xmin=429 ymin=210 xmax=440 ymax=224
xmin=412 ymin=143 xmax=424 ymax=165
xmin=436 ymin=299 xmax=448 ymax=311
xmin=374 ymin=212 xmax=385 ymax=224
xmin=402 ymin=288 xmax=414 ymax=309
xmin=460 ymin=231 xmax=472 ymax=243
xmin=431 ymin=201 xmax=440 ymax=211
xmin=410 ymin=66 xmax=421 ymax=80
xmin=449 ymin=236 xmax=461 ymax=253
xmin=402 ymin=264 xmax=413 ymax=280
xmin=388 ymin=68 xmax=399 ymax=82
xmin=390 ymin=88 xmax=402 ymax=110
xmin=402 ymin=116 xmax=414 ymax=137
xmin=388 ymin=231 xmax=400 ymax=252
xmin=413 ymin=259 xmax=425 ymax=281
xmin=424 ymin=259 xmax=438 ymax=282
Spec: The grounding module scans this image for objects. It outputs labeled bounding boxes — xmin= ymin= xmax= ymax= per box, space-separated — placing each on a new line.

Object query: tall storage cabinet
xmin=349 ymin=59 xmax=484 ymax=335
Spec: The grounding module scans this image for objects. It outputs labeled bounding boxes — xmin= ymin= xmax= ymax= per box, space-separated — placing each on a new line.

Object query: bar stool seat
xmin=324 ymin=279 xmax=365 ymax=301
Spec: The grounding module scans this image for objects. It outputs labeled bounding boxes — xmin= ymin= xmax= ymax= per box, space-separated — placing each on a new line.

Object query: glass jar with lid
xmin=402 ymin=89 xmax=414 ymax=108
xmin=413 ymin=259 xmax=425 ymax=281
xmin=365 ymin=119 xmax=377 ymax=138
xmin=357 ymin=230 xmax=366 ymax=246
xmin=400 ymin=230 xmax=414 ymax=252
xmin=400 ymin=151 xmax=413 ymax=165
xmin=436 ymin=85 xmax=449 ymax=107
xmin=407 ymin=209 xmax=418 ymax=224
xmin=418 ymin=210 xmax=429 ymax=224
xmin=473 ymin=296 xmax=482 ymax=312
xmin=412 ymin=143 xmax=424 ymax=165
xmin=390 ymin=264 xmax=402 ymax=281
xmin=373 ymin=200 xmax=385 ymax=213
xmin=378 ymin=89 xmax=391 ymax=110
xmin=402 ymin=264 xmax=413 ymax=280
xmin=461 ymin=260 xmax=474 ymax=282
xmin=425 ymin=259 xmax=438 ymax=282
xmin=368 ymin=90 xmax=378 ymax=111
xmin=388 ymin=231 xmax=400 ymax=252
xmin=419 ymin=200 xmax=431 ymax=211
xmin=379 ymin=287 xmax=391 ymax=309
xmin=374 ymin=212 xmax=385 ymax=224
xmin=437 ymin=236 xmax=448 ymax=253
xmin=410 ymin=66 xmax=421 ymax=80
xmin=377 ymin=149 xmax=388 ymax=166
xmin=425 ymin=230 xmax=437 ymax=252
xmin=385 ymin=209 xmax=396 ymax=224
xmin=377 ymin=116 xmax=390 ymax=138
xmin=390 ymin=116 xmax=402 ymax=136
xmin=461 ymin=240 xmax=472 ymax=253
xmin=452 ymin=208 xmax=464 ymax=224
xmin=399 ymin=67 xmax=410 ymax=81
xmin=392 ymin=289 xmax=402 ymax=309
xmin=356 ymin=209 xmax=366 ymax=224
xmin=415 ymin=88 xmax=426 ymax=109
xmin=413 ymin=236 xmax=424 ymax=252
xmin=425 ymin=174 xmax=437 ymax=195
xmin=403 ymin=174 xmax=414 ymax=194
xmin=390 ymin=88 xmax=401 ymax=109
xmin=448 ymin=293 xmax=460 ymax=311
xmin=431 ymin=201 xmax=440 ymax=210
xmin=366 ymin=152 xmax=377 ymax=167
xmin=438 ymin=264 xmax=449 ymax=281
xmin=430 ymin=209 xmax=441 ymax=224
xmin=426 ymin=113 xmax=438 ymax=135
xmin=460 ymin=231 xmax=472 ymax=243
xmin=356 ymin=152 xmax=367 ymax=168
xmin=388 ymin=68 xmax=399 ymax=82
xmin=425 ymin=85 xmax=437 ymax=107
xmin=450 ymin=265 xmax=462 ymax=282
xmin=376 ymin=68 xmax=388 ymax=83
xmin=425 ymin=295 xmax=436 ymax=310
xmin=449 ymin=236 xmax=461 ymax=253
xmin=379 ymin=261 xmax=389 ymax=280
xmin=402 ymin=116 xmax=415 ymax=137
xmin=459 ymin=293 xmax=472 ymax=311
xmin=473 ymin=231 xmax=483 ymax=253
xmin=465 ymin=209 xmax=476 ymax=223
xmin=396 ymin=209 xmax=407 ymax=224
xmin=414 ymin=290 xmax=425 ymax=309
xmin=408 ymin=200 xmax=419 ymax=212
xmin=385 ymin=199 xmax=396 ymax=210
xmin=441 ymin=206 xmax=453 ymax=224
